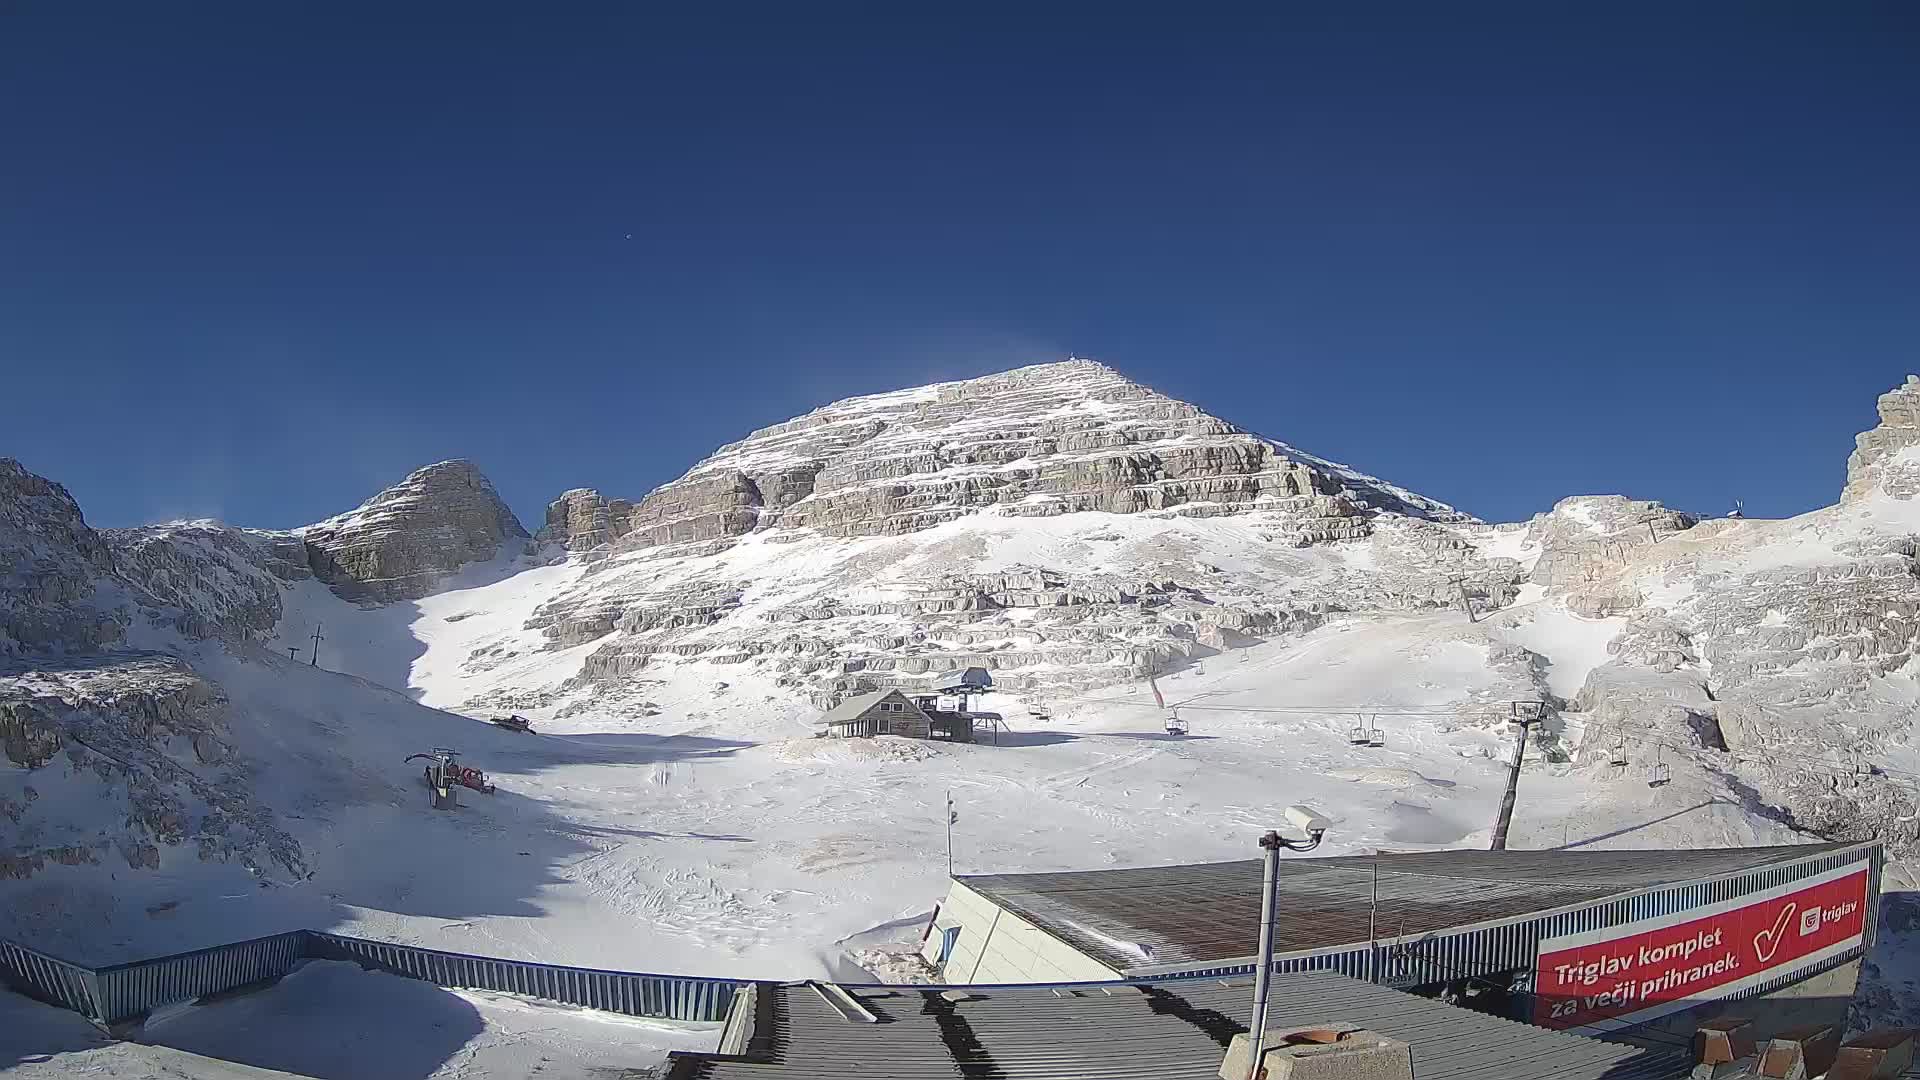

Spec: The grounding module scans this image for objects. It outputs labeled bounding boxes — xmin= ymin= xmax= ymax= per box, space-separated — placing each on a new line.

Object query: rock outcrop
xmin=1846 ymin=374 xmax=1920 ymax=501
xmin=0 ymin=459 xmax=305 ymax=886
xmin=553 ymin=360 xmax=1463 ymax=558
xmin=107 ymin=522 xmax=311 ymax=642
xmin=539 ymin=488 xmax=635 ymax=551
xmin=300 ymin=460 xmax=529 ymax=602
xmin=1525 ymin=495 xmax=1699 ymax=592
xmin=464 ymin=360 xmax=1502 ymax=711
xmin=0 ymin=458 xmax=126 ymax=657
xmin=0 ymin=654 xmax=302 ymax=881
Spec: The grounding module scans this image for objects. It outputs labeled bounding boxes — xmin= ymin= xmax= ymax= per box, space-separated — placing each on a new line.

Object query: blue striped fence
xmin=90 ymin=930 xmax=306 ymax=1025
xmin=0 ymin=928 xmax=744 ymax=1026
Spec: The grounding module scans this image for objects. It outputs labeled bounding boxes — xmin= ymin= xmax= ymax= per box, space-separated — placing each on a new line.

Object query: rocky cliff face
xmin=106 ymin=522 xmax=312 ymax=642
xmin=1847 ymin=375 xmax=1920 ymax=501
xmin=1 ymin=460 xmax=307 ymax=886
xmin=536 ymin=360 xmax=1463 ymax=555
xmin=300 ymin=459 xmax=529 ymax=602
xmin=0 ymin=459 xmax=126 ymax=657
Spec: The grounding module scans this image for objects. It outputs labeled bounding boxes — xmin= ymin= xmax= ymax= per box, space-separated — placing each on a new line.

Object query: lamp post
xmin=1245 ymin=805 xmax=1328 ymax=1080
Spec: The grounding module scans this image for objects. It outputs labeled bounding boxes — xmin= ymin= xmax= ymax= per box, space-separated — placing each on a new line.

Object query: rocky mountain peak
xmin=0 ymin=458 xmax=125 ymax=656
xmin=538 ymin=358 xmax=1460 ymax=554
xmin=1844 ymin=374 xmax=1920 ymax=502
xmin=298 ymin=459 xmax=529 ymax=603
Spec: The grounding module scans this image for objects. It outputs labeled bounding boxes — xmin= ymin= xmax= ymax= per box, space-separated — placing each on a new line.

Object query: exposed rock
xmin=106 ymin=522 xmax=306 ymax=641
xmin=299 ymin=459 xmax=529 ymax=603
xmin=1846 ymin=374 xmax=1920 ymax=501
xmin=492 ymin=362 xmax=1503 ymax=706
xmin=562 ymin=361 xmax=1462 ymax=559
xmin=0 ymin=458 xmax=126 ymax=656
xmin=538 ymin=488 xmax=636 ymax=551
xmin=1526 ymin=495 xmax=1698 ymax=589
xmin=0 ymin=654 xmax=303 ymax=881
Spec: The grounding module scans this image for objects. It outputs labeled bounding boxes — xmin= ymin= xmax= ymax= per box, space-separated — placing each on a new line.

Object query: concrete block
xmin=1219 ymin=1026 xmax=1414 ymax=1080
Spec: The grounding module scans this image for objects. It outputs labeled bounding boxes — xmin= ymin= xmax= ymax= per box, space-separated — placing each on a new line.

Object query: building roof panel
xmin=819 ymin=690 xmax=907 ymax=724
xmin=957 ymin=843 xmax=1854 ymax=972
xmin=666 ymin=971 xmax=1689 ymax=1080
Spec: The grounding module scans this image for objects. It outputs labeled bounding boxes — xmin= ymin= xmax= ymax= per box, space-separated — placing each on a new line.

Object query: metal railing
xmin=0 ymin=842 xmax=1885 ymax=1030
xmin=91 ymin=930 xmax=306 ymax=1025
xmin=305 ymin=931 xmax=743 ymax=1021
xmin=0 ymin=935 xmax=101 ymax=1020
xmin=0 ymin=928 xmax=744 ymax=1026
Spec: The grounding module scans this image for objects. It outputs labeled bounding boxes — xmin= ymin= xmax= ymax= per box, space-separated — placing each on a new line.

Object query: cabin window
xmin=937 ymin=926 xmax=961 ymax=965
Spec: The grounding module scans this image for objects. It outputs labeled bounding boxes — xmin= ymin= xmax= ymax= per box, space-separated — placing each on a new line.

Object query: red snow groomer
xmin=407 ymin=748 xmax=494 ymax=810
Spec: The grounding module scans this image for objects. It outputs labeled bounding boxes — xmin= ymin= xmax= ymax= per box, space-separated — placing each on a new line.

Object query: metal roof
xmin=664 ymin=970 xmax=1689 ymax=1080
xmin=819 ymin=689 xmax=919 ymax=724
xmin=958 ymin=843 xmax=1853 ymax=973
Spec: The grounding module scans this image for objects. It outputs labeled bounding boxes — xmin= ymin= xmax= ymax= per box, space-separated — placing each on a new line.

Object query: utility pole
xmin=1367 ymin=855 xmax=1380 ymax=984
xmin=1448 ymin=575 xmax=1476 ymax=623
xmin=1489 ymin=701 xmax=1546 ymax=851
xmin=309 ymin=623 xmax=324 ymax=667
xmin=945 ymin=791 xmax=957 ymax=877
xmin=1245 ymin=808 xmax=1327 ymax=1080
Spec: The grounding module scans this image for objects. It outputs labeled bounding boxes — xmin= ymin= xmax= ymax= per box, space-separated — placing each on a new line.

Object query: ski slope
xmin=9 ymin=574 xmax=1802 ymax=986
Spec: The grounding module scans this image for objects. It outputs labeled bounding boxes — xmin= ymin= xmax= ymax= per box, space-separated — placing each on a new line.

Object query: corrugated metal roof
xmin=665 ymin=970 xmax=1690 ymax=1079
xmin=958 ymin=843 xmax=1851 ymax=972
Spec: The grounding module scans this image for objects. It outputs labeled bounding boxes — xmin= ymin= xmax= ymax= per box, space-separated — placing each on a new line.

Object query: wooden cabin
xmin=819 ymin=690 xmax=932 ymax=739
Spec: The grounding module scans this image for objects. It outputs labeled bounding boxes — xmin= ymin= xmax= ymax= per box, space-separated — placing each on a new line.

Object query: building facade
xmin=818 ymin=689 xmax=932 ymax=739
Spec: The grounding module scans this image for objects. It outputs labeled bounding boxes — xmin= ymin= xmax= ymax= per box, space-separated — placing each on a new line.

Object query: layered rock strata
xmin=300 ymin=460 xmax=529 ymax=602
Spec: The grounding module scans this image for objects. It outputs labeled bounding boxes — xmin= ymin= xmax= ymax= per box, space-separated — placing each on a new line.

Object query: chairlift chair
xmin=1350 ymin=720 xmax=1373 ymax=746
xmin=1164 ymin=710 xmax=1189 ymax=737
xmin=1367 ymin=727 xmax=1386 ymax=748
xmin=1646 ymin=747 xmax=1671 ymax=788
xmin=1608 ymin=738 xmax=1628 ymax=769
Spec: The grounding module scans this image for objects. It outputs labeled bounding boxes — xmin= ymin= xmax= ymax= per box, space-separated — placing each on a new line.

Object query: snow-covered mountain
xmin=4 ymin=359 xmax=1919 ymax=1021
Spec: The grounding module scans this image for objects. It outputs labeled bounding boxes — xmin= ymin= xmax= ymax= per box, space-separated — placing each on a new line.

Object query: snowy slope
xmin=8 ymin=364 xmax=1920 ymax=1033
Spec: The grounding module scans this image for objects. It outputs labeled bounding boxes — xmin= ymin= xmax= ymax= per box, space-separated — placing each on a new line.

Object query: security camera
xmin=1284 ymin=805 xmax=1329 ymax=835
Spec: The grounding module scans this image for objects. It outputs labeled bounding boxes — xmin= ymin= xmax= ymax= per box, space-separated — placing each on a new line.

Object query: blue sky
xmin=3 ymin=3 xmax=1916 ymax=529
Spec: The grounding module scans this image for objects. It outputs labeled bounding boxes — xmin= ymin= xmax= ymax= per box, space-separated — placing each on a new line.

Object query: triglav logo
xmin=1799 ymin=907 xmax=1822 ymax=938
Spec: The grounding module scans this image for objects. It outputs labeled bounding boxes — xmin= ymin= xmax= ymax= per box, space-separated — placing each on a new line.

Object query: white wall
xmin=920 ymin=881 xmax=1122 ymax=985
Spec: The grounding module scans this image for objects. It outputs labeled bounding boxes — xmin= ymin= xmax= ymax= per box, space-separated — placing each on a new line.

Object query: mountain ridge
xmin=7 ymin=366 xmax=1920 ymax=1027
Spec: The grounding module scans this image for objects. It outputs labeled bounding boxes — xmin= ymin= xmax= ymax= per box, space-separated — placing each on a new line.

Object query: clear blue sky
xmin=4 ymin=3 xmax=1916 ymax=530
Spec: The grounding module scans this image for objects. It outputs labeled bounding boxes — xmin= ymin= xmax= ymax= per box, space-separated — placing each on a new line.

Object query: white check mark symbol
xmin=1753 ymin=903 xmax=1797 ymax=963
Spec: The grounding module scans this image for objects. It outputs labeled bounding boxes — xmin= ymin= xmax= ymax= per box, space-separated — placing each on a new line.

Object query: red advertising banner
xmin=1534 ymin=866 xmax=1869 ymax=1030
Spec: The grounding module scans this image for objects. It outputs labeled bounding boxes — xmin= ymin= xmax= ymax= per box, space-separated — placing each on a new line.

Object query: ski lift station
xmin=815 ymin=667 xmax=1003 ymax=744
xmin=920 ymin=841 xmax=1882 ymax=1045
